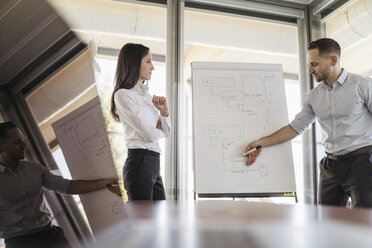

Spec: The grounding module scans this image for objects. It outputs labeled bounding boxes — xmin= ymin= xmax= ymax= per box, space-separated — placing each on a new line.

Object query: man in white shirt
xmin=0 ymin=121 xmax=122 ymax=248
xmin=245 ymin=38 xmax=372 ymax=208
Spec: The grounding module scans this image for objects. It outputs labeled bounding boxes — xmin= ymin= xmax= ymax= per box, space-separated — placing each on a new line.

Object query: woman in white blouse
xmin=110 ymin=43 xmax=171 ymax=200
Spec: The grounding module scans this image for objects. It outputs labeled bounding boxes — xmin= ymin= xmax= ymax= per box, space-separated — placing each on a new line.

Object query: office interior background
xmin=1 ymin=0 xmax=372 ymax=246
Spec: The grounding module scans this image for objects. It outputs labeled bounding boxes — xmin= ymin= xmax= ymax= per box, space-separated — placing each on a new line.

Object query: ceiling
xmin=0 ymin=0 xmax=85 ymax=93
xmin=277 ymin=0 xmax=316 ymax=4
xmin=243 ymin=0 xmax=318 ymax=7
xmin=0 ymin=0 xmax=322 ymax=91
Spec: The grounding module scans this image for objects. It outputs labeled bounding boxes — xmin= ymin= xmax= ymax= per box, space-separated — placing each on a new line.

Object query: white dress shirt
xmin=114 ymin=84 xmax=172 ymax=153
xmin=290 ymin=69 xmax=372 ymax=155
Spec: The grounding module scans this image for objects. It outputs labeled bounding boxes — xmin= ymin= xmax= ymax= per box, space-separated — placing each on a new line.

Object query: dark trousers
xmin=123 ymin=149 xmax=166 ymax=201
xmin=5 ymin=225 xmax=71 ymax=248
xmin=319 ymin=145 xmax=372 ymax=208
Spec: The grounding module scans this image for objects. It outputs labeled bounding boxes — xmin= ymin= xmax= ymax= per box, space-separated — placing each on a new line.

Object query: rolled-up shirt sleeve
xmin=39 ymin=164 xmax=71 ymax=194
xmin=289 ymin=95 xmax=316 ymax=135
xmin=360 ymin=77 xmax=372 ymax=113
xmin=115 ymin=91 xmax=164 ymax=141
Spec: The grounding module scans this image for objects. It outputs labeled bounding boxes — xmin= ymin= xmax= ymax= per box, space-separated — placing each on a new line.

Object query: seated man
xmin=0 ymin=121 xmax=122 ymax=248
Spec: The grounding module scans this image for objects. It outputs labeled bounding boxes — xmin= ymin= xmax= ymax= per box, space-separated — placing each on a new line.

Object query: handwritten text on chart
xmin=203 ymin=126 xmax=241 ymax=138
xmin=203 ymin=78 xmax=234 ymax=87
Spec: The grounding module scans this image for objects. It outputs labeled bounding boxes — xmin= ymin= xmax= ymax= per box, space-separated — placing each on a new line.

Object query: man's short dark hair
xmin=0 ymin=121 xmax=17 ymax=139
xmin=308 ymin=38 xmax=341 ymax=57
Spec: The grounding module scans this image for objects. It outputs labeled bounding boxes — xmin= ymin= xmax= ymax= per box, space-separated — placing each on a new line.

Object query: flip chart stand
xmin=194 ymin=192 xmax=298 ymax=203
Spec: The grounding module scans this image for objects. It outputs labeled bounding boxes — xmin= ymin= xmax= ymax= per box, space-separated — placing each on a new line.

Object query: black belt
xmin=326 ymin=145 xmax=372 ymax=161
xmin=128 ymin=149 xmax=160 ymax=157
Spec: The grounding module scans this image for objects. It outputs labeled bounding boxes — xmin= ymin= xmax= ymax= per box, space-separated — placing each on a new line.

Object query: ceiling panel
xmin=0 ymin=0 xmax=83 ymax=94
xmin=260 ymin=0 xmax=316 ymax=4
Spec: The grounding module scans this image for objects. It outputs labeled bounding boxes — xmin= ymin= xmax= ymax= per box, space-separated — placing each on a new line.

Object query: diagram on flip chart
xmin=52 ymin=97 xmax=125 ymax=237
xmin=192 ymin=62 xmax=296 ymax=195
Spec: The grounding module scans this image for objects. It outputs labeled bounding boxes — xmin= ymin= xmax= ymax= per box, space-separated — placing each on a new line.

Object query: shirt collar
xmin=321 ymin=68 xmax=348 ymax=88
xmin=337 ymin=69 xmax=348 ymax=85
xmin=134 ymin=83 xmax=149 ymax=93
xmin=0 ymin=160 xmax=23 ymax=173
xmin=0 ymin=164 xmax=7 ymax=173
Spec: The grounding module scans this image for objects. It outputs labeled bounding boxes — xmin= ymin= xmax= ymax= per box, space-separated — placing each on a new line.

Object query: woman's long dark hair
xmin=111 ymin=43 xmax=149 ymax=122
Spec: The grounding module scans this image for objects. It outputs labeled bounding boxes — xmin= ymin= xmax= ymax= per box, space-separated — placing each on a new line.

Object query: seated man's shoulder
xmin=18 ymin=160 xmax=44 ymax=170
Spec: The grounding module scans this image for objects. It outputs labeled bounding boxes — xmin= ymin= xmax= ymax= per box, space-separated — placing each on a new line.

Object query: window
xmin=32 ymin=0 xmax=167 ymax=197
xmin=181 ymin=9 xmax=304 ymax=203
xmin=314 ymin=0 xmax=372 ymax=165
xmin=29 ymin=0 xmax=310 ymax=205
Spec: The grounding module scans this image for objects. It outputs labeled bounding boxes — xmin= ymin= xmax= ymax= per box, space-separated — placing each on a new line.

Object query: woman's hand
xmin=152 ymin=95 xmax=169 ymax=117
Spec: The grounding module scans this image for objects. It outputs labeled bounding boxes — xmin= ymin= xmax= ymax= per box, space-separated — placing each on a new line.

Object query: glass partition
xmin=34 ymin=0 xmax=168 ymax=196
xmin=181 ymin=8 xmax=304 ymax=203
xmin=314 ymin=0 xmax=372 ymax=164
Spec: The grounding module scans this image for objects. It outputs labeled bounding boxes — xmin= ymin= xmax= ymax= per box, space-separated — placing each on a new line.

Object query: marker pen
xmin=243 ymin=145 xmax=262 ymax=156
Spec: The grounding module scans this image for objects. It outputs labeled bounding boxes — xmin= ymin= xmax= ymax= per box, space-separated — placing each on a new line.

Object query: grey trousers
xmin=123 ymin=149 xmax=166 ymax=201
xmin=319 ymin=145 xmax=372 ymax=208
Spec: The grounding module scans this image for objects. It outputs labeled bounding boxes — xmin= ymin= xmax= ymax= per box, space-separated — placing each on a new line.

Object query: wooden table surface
xmin=96 ymin=201 xmax=372 ymax=248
